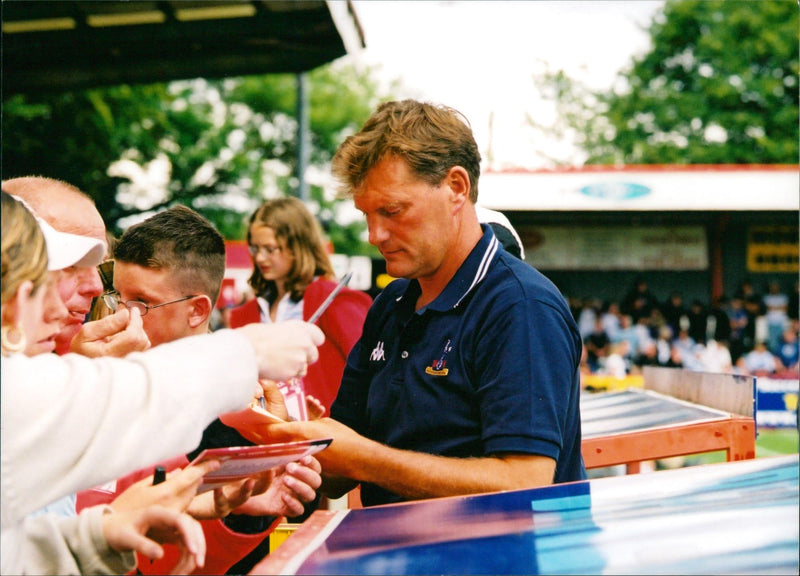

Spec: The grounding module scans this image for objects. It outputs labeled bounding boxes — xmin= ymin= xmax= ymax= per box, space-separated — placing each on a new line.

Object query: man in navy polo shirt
xmin=268 ymin=99 xmax=585 ymax=507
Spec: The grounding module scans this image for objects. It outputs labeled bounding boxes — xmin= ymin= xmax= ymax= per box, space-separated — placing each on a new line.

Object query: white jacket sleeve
xmin=1 ymin=329 xmax=258 ymax=523
xmin=20 ymin=506 xmax=135 ymax=576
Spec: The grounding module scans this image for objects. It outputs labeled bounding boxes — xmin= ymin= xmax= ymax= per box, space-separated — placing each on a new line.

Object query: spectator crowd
xmin=571 ymin=277 xmax=799 ymax=379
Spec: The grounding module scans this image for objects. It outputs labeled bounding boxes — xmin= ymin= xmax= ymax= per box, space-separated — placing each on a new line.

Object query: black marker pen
xmin=153 ymin=465 xmax=166 ymax=486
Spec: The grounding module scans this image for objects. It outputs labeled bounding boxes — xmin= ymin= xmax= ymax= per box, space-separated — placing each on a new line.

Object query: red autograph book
xmin=219 ymin=404 xmax=289 ymax=444
xmin=189 ymin=438 xmax=331 ymax=493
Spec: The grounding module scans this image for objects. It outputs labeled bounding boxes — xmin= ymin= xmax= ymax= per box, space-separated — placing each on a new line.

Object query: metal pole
xmin=296 ymin=72 xmax=310 ymax=201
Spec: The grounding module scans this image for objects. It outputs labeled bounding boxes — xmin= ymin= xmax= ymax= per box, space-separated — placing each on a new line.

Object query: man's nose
xmin=77 ymin=266 xmax=104 ymax=298
xmin=367 ymin=215 xmax=389 ymax=246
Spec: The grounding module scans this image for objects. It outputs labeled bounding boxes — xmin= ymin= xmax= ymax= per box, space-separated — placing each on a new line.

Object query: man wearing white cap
xmin=9 ymin=197 xmax=107 ymax=357
xmin=3 ymin=176 xmax=150 ymax=356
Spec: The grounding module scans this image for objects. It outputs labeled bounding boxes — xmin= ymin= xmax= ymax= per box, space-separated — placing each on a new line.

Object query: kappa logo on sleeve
xmin=425 ymin=338 xmax=452 ymax=376
xmin=370 ymin=341 xmax=386 ymax=362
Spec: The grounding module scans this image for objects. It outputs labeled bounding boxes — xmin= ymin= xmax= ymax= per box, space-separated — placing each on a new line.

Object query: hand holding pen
xmin=307 ymin=271 xmax=353 ymax=324
xmin=258 ymin=271 xmax=353 ymax=411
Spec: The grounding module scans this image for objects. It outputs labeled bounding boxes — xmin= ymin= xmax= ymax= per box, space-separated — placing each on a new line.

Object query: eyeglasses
xmin=248 ymin=244 xmax=283 ymax=257
xmin=102 ymin=292 xmax=196 ymax=316
xmin=97 ymin=260 xmax=114 ymax=292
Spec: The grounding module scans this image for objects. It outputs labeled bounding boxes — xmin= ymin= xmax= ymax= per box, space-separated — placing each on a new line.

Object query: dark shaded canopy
xmin=2 ymin=0 xmax=365 ymax=96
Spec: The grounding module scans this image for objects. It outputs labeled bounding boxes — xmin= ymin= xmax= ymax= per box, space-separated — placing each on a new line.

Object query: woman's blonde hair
xmin=246 ymin=197 xmax=335 ymax=301
xmin=1 ymin=191 xmax=48 ymax=306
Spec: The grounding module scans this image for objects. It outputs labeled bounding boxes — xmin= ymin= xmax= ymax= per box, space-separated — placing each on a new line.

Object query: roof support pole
xmin=295 ymin=72 xmax=310 ymax=201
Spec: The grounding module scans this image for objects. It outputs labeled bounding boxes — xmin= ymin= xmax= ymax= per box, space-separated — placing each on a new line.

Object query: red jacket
xmin=229 ymin=278 xmax=372 ymax=413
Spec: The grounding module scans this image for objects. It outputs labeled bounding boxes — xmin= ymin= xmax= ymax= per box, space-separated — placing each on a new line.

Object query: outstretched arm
xmin=266 ymin=418 xmax=555 ymax=502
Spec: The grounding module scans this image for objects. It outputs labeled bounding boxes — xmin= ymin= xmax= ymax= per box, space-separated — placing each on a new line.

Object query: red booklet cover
xmin=219 ymin=404 xmax=288 ymax=444
xmin=189 ymin=438 xmax=331 ymax=493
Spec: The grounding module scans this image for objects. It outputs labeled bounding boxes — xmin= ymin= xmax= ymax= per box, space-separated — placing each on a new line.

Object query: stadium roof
xmin=480 ymin=165 xmax=800 ymax=212
xmin=2 ymin=0 xmax=365 ymax=96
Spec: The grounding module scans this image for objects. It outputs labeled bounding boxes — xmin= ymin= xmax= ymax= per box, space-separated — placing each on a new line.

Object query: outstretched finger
xmin=113 ymin=527 xmax=165 ymax=561
xmin=214 ymin=478 xmax=256 ymax=516
xmin=160 ymin=460 xmax=221 ymax=511
xmin=168 ymin=514 xmax=206 ymax=574
xmin=280 ymin=469 xmax=319 ymax=503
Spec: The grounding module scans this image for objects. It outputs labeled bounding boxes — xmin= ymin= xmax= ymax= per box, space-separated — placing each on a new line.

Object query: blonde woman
xmin=1 ymin=191 xmax=51 ymax=357
xmin=229 ymin=197 xmax=372 ymax=413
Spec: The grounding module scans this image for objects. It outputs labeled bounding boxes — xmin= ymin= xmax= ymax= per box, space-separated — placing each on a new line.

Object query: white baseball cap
xmin=476 ymin=205 xmax=525 ymax=260
xmin=10 ymin=194 xmax=106 ymax=271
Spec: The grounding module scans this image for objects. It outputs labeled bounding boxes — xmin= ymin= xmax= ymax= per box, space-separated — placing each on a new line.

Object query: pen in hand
xmin=252 ymin=272 xmax=353 ymax=421
xmin=153 ymin=465 xmax=166 ymax=486
xmin=150 ymin=465 xmax=167 ymax=564
xmin=307 ymin=271 xmax=353 ymax=324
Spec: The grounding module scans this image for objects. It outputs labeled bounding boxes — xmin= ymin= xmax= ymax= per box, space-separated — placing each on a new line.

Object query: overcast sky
xmin=348 ymin=1 xmax=665 ymax=169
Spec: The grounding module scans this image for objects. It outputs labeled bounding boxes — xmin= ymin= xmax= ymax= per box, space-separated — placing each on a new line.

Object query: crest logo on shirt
xmin=425 ymin=338 xmax=452 ymax=376
xmin=370 ymin=341 xmax=386 ymax=362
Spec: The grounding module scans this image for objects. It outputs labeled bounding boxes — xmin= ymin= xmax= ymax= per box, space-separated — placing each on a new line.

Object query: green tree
xmin=530 ymin=0 xmax=799 ymax=165
xmin=2 ymin=60 xmax=393 ymax=253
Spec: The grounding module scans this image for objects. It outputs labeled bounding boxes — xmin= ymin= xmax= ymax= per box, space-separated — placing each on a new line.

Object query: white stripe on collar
xmin=454 ymin=235 xmax=498 ymax=309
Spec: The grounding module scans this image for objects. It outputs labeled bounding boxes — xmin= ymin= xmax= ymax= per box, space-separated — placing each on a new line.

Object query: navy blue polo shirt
xmin=331 ymin=226 xmax=586 ymax=507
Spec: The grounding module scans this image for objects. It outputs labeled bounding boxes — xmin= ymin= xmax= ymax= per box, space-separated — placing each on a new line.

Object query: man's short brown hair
xmin=331 ymin=99 xmax=481 ymax=202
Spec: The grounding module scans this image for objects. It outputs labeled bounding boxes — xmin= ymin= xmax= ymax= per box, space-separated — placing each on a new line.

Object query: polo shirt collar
xmin=400 ymin=224 xmax=500 ymax=313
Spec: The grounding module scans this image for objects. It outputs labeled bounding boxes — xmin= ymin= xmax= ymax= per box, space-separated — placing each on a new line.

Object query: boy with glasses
xmin=77 ymin=205 xmax=322 ymax=575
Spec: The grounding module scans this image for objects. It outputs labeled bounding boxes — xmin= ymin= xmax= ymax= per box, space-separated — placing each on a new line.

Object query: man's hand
xmin=238 ymin=321 xmax=324 ymax=381
xmin=305 ymin=394 xmax=326 ymax=420
xmin=263 ymin=418 xmax=364 ymax=478
xmin=102 ymin=505 xmax=206 ymax=575
xmin=69 ymin=307 xmax=151 ymax=358
xmin=259 ymin=379 xmax=290 ymax=421
xmin=234 ymin=455 xmax=322 ymax=518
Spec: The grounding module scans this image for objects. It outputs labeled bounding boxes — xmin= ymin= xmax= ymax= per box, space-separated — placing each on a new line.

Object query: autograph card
xmin=190 ymin=438 xmax=331 ymax=493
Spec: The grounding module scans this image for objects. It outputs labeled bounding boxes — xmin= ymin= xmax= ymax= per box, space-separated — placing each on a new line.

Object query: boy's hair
xmin=331 ymin=99 xmax=481 ymax=202
xmin=115 ymin=205 xmax=226 ymax=304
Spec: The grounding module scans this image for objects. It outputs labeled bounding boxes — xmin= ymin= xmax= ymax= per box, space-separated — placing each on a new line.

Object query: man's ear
xmin=187 ymin=295 xmax=213 ymax=329
xmin=445 ymin=166 xmax=470 ymax=209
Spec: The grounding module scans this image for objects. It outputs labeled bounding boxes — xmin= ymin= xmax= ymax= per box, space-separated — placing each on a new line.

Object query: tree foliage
xmin=530 ymin=0 xmax=799 ymax=165
xmin=2 ymin=60 xmax=392 ymax=253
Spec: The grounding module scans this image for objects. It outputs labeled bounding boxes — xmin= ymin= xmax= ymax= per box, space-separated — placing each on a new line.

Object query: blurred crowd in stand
xmin=571 ymin=277 xmax=799 ymax=380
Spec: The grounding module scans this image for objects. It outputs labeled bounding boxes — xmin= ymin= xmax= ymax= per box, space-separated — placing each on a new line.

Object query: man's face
xmin=354 ymin=155 xmax=455 ymax=281
xmin=113 ymin=262 xmax=198 ymax=348
xmin=55 ymin=265 xmax=104 ymax=353
xmin=36 ymin=195 xmax=107 ymax=353
xmin=27 ymin=271 xmax=70 ymax=356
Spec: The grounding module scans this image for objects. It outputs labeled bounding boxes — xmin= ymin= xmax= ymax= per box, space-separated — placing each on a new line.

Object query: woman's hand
xmin=233 ymin=455 xmax=322 ymax=518
xmin=110 ymin=460 xmax=220 ymax=515
xmin=102 ymin=505 xmax=206 ymax=575
xmin=186 ymin=470 xmax=275 ymax=520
